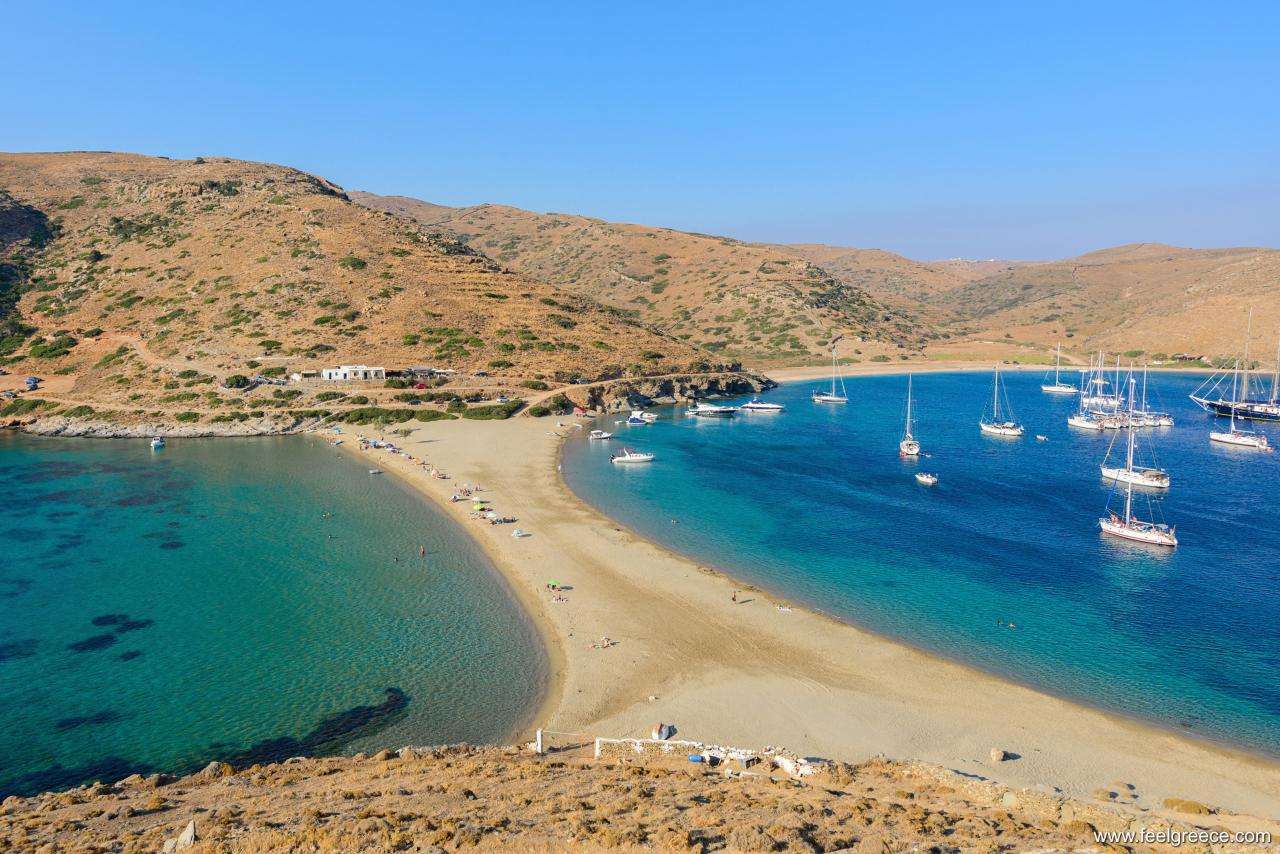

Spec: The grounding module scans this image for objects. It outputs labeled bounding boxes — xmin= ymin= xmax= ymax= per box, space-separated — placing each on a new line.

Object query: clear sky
xmin=3 ymin=1 xmax=1276 ymax=259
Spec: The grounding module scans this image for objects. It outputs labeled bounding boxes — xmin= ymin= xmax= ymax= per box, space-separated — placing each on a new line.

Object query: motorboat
xmin=610 ymin=448 xmax=655 ymax=464
xmin=685 ymin=401 xmax=739 ymax=417
xmin=914 ymin=472 xmax=938 ymax=486
xmin=588 ymin=429 xmax=613 ymax=440
xmin=740 ymin=398 xmax=784 ymax=412
xmin=150 ymin=437 xmax=166 ymax=450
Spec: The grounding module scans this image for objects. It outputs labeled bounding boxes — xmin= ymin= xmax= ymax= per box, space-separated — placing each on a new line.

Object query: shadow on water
xmin=55 ymin=710 xmax=124 ymax=732
xmin=0 ymin=640 xmax=39 ymax=662
xmin=0 ymin=688 xmax=410 ymax=798
xmin=67 ymin=634 xmax=118 ymax=653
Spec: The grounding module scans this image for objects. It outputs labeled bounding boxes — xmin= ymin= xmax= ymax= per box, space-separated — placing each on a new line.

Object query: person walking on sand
xmin=731 ymin=590 xmax=737 ymax=603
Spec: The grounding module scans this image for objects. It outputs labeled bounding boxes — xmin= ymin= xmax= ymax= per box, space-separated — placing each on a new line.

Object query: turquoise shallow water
xmin=563 ymin=370 xmax=1280 ymax=757
xmin=0 ymin=433 xmax=545 ymax=797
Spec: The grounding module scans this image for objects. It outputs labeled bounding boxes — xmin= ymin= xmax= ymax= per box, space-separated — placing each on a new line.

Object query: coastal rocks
xmin=569 ymin=371 xmax=777 ymax=413
xmin=19 ymin=414 xmax=314 ymax=439
xmin=989 ymin=748 xmax=1013 ymax=763
xmin=1163 ymin=796 xmax=1214 ymax=815
xmin=160 ymin=819 xmax=197 ymax=852
xmin=195 ymin=761 xmax=233 ymax=781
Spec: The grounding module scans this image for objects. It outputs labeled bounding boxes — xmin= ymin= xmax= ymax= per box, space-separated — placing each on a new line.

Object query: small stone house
xmin=321 ymin=365 xmax=386 ymax=381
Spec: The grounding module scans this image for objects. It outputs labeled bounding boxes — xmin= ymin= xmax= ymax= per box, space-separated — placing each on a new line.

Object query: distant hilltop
xmin=357 ymin=190 xmax=1280 ymax=361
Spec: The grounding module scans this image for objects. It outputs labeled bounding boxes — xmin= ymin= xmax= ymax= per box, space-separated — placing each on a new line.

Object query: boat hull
xmin=1041 ymin=384 xmax=1078 ymax=395
xmin=1209 ymin=431 xmax=1271 ymax=450
xmin=979 ymin=422 xmax=1023 ymax=437
xmin=1100 ymin=465 xmax=1170 ymax=489
xmin=1099 ymin=518 xmax=1177 ymax=547
xmin=1192 ymin=397 xmax=1280 ymax=422
xmin=812 ymin=394 xmax=848 ymax=403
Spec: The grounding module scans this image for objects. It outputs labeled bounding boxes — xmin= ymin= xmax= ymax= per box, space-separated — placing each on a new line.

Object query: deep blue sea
xmin=0 ymin=433 xmax=545 ymax=797
xmin=562 ymin=370 xmax=1280 ymax=756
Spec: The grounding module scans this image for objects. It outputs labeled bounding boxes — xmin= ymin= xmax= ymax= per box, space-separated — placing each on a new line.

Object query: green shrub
xmin=461 ymin=399 xmax=524 ymax=420
xmin=63 ymin=405 xmax=95 ymax=418
xmin=315 ymin=391 xmax=347 ymax=402
xmin=488 ymin=359 xmax=514 ymax=369
xmin=446 ymin=398 xmax=467 ymax=414
xmin=0 ymin=398 xmax=46 ymax=416
xmin=175 ymin=411 xmax=200 ymax=422
xmin=870 ymin=355 xmax=891 ymax=362
xmin=519 ymin=379 xmax=549 ymax=391
xmin=224 ymin=374 xmax=250 ymax=389
xmin=338 ymin=255 xmax=367 ymax=270
xmin=527 ymin=405 xmax=551 ymax=417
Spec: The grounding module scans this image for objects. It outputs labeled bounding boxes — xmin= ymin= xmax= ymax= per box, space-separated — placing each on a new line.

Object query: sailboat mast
xmin=1272 ymin=333 xmax=1280 ymax=405
xmin=1054 ymin=343 xmax=1062 ymax=384
xmin=1230 ymin=358 xmax=1240 ymax=431
xmin=905 ymin=374 xmax=913 ymax=436
xmin=992 ymin=368 xmax=1000 ymax=420
xmin=1124 ymin=378 xmax=1136 ymax=522
xmin=1242 ymin=308 xmax=1253 ymax=403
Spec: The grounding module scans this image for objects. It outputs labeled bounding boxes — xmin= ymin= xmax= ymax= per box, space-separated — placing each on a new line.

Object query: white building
xmin=321 ymin=365 xmax=386 ymax=381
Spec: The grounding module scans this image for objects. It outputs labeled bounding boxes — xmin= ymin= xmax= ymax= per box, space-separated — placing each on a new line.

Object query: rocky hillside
xmin=352 ymin=194 xmax=928 ymax=362
xmin=0 ymin=153 xmax=725 ymax=428
xmin=3 ymin=743 xmax=1263 ymax=852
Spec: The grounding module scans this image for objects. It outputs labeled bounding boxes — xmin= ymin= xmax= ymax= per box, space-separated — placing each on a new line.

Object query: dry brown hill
xmin=352 ymin=193 xmax=929 ymax=363
xmin=4 ymin=743 xmax=1261 ymax=852
xmin=932 ymin=242 xmax=1280 ymax=358
xmin=0 ymin=153 xmax=729 ymax=427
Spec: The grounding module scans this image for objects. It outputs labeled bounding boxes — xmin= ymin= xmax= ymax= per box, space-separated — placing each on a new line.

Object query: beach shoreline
xmin=334 ymin=408 xmax=1280 ymax=824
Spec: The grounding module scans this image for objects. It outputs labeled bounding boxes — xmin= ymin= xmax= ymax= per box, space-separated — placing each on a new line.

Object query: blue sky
xmin=4 ymin=1 xmax=1276 ymax=259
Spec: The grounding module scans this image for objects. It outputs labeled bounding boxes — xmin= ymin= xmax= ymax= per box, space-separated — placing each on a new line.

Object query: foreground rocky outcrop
xmin=1 ymin=744 xmax=1270 ymax=852
xmin=561 ymin=371 xmax=776 ymax=413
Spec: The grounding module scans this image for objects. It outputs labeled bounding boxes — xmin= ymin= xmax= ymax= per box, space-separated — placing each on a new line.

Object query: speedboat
xmin=740 ymin=398 xmax=784 ymax=412
xmin=588 ymin=429 xmax=613 ymax=440
xmin=1101 ymin=464 xmax=1170 ymax=489
xmin=685 ymin=401 xmax=739 ymax=417
xmin=150 ymin=437 xmax=166 ymax=450
xmin=610 ymin=448 xmax=655 ymax=464
xmin=626 ymin=410 xmax=658 ymax=425
xmin=915 ymin=472 xmax=938 ymax=486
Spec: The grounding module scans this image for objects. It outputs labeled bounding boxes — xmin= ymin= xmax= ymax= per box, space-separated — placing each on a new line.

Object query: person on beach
xmin=731 ymin=591 xmax=737 ymax=603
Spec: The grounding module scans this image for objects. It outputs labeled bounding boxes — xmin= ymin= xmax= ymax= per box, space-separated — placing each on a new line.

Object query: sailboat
xmin=1209 ymin=359 xmax=1271 ymax=450
xmin=1100 ymin=379 xmax=1170 ymax=488
xmin=899 ymin=374 xmax=921 ymax=456
xmin=812 ymin=344 xmax=849 ymax=403
xmin=1041 ymin=344 xmax=1078 ymax=394
xmin=979 ymin=366 xmax=1024 ymax=437
xmin=1191 ymin=312 xmax=1280 ymax=422
xmin=1099 ymin=384 xmax=1177 ymax=547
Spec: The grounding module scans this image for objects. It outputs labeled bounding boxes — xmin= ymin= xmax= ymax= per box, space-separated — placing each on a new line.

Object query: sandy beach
xmin=337 ymin=408 xmax=1280 ymax=826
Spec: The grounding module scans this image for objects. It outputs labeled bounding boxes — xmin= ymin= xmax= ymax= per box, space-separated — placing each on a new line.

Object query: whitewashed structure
xmin=321 ymin=365 xmax=386 ymax=381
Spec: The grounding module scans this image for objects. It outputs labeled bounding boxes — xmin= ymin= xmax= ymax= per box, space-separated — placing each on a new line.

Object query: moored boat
xmin=610 ymin=448 xmax=655 ymax=464
xmin=979 ymin=366 xmax=1024 ymax=437
xmin=1098 ymin=378 xmax=1177 ymax=547
xmin=813 ymin=344 xmax=849 ymax=403
xmin=914 ymin=472 xmax=938 ymax=486
xmin=1041 ymin=344 xmax=1078 ymax=394
xmin=685 ymin=401 xmax=739 ymax=417
xmin=899 ymin=374 xmax=921 ymax=456
xmin=150 ymin=437 xmax=166 ymax=450
xmin=740 ymin=398 xmax=784 ymax=412
xmin=588 ymin=429 xmax=613 ymax=440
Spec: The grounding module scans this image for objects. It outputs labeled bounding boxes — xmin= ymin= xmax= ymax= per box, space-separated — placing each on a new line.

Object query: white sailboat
xmin=1041 ymin=344 xmax=1078 ymax=394
xmin=899 ymin=374 xmax=921 ymax=456
xmin=812 ymin=344 xmax=849 ymax=403
xmin=1210 ymin=361 xmax=1271 ymax=450
xmin=1099 ymin=391 xmax=1177 ymax=547
xmin=1100 ymin=380 xmax=1170 ymax=488
xmin=979 ymin=366 xmax=1024 ymax=437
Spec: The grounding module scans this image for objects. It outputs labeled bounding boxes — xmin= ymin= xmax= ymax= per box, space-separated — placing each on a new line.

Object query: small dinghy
xmin=588 ymin=429 xmax=613 ymax=440
xmin=368 ymin=469 xmax=383 ymax=475
xmin=150 ymin=437 xmax=166 ymax=450
xmin=915 ymin=472 xmax=938 ymax=486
